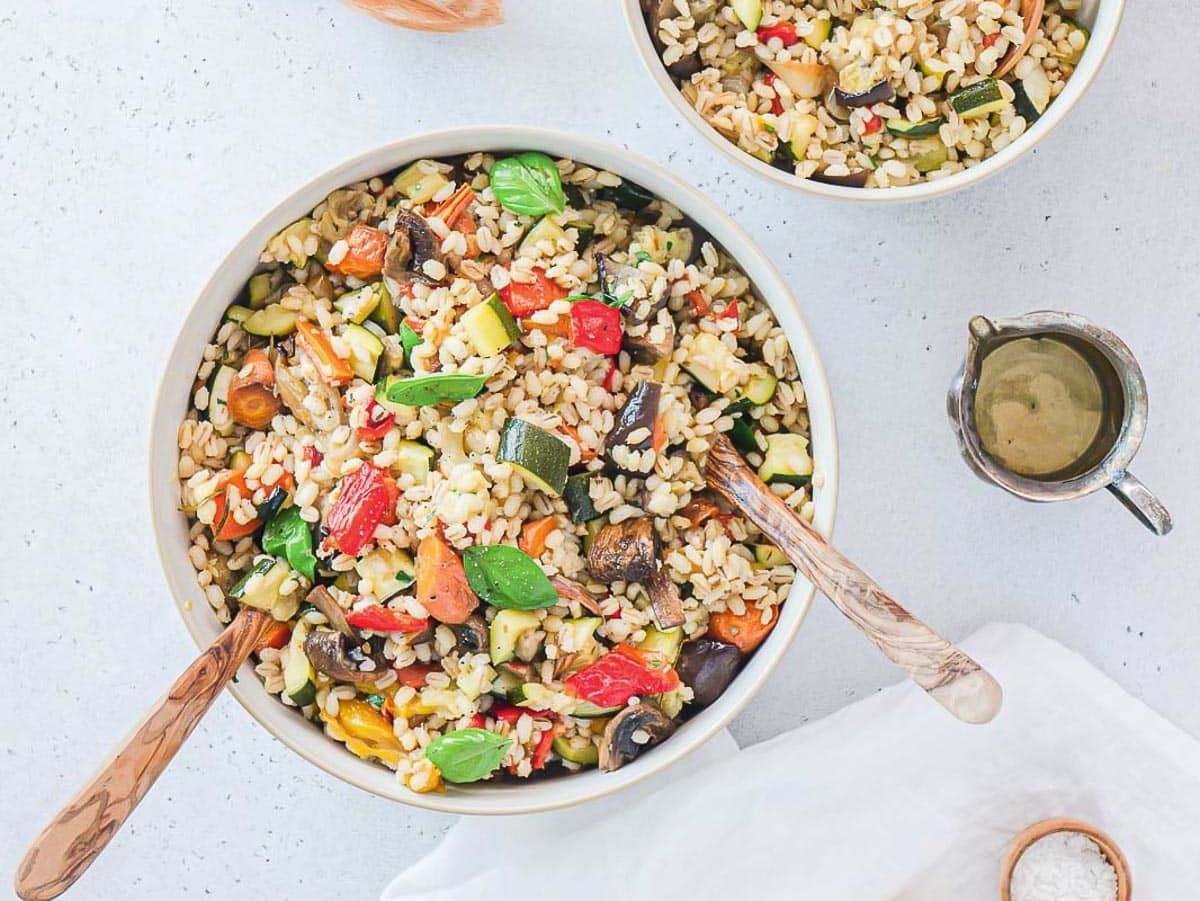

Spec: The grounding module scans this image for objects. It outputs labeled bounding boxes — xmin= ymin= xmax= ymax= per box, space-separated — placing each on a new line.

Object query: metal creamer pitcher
xmin=947 ymin=311 xmax=1172 ymax=535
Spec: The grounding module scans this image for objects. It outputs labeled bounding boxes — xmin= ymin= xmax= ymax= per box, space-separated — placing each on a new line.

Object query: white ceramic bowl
xmin=150 ymin=126 xmax=839 ymax=814
xmin=622 ymin=0 xmax=1125 ymax=202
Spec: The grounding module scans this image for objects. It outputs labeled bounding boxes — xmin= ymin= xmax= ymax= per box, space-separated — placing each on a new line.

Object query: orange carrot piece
xmin=326 ymin=223 xmax=387 ymax=279
xmin=518 ymin=516 xmax=558 ymax=558
xmin=558 ymin=424 xmax=596 ymax=462
xmin=228 ymin=348 xmax=282 ymax=429
xmin=707 ymin=604 xmax=778 ymax=654
xmin=652 ymin=416 xmax=668 ymax=453
xmin=296 ymin=320 xmax=354 ymax=386
xmin=431 ymin=183 xmax=476 ymax=230
xmin=415 ymin=533 xmax=478 ymax=624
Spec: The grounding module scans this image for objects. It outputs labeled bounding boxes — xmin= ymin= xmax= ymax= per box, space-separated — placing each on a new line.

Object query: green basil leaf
xmin=425 ymin=728 xmax=513 ymax=783
xmin=384 ymin=372 xmax=487 ymax=407
xmin=262 ymin=506 xmax=316 ymax=581
xmin=488 ymin=152 xmax=566 ymax=217
xmin=398 ymin=321 xmax=423 ymax=368
xmin=462 ymin=545 xmax=558 ymax=610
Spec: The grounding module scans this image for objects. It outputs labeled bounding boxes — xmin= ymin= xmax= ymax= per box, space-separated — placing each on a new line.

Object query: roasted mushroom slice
xmin=306 ymin=585 xmax=354 ymax=638
xmin=549 ymin=574 xmax=605 ymax=616
xmin=303 ymin=629 xmax=389 ymax=683
xmin=644 ymin=564 xmax=685 ymax=630
xmin=599 ymin=703 xmax=677 ymax=771
xmin=384 ymin=210 xmax=444 ymax=285
xmin=451 ymin=614 xmax=489 ymax=654
xmin=675 ymin=638 xmax=741 ymax=707
xmin=646 ymin=0 xmax=701 ymax=78
xmin=587 ymin=517 xmax=659 ymax=584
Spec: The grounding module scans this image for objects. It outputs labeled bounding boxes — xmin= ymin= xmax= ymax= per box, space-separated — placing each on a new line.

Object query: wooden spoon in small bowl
xmin=704 ymin=433 xmax=1002 ymax=725
xmin=14 ymin=606 xmax=274 ymax=901
xmin=995 ymin=0 xmax=1046 ymax=78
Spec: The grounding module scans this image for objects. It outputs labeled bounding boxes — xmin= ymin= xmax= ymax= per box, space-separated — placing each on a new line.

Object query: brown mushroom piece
xmin=599 ymin=703 xmax=677 ymax=771
xmin=305 ymin=586 xmax=354 ymax=637
xmin=587 ymin=518 xmax=685 ymax=629
xmin=644 ymin=0 xmax=701 ymax=79
xmin=548 ymin=574 xmax=605 ymax=616
xmin=302 ymin=629 xmax=389 ymax=683
xmin=451 ymin=614 xmax=488 ymax=655
xmin=384 ymin=210 xmax=443 ymax=285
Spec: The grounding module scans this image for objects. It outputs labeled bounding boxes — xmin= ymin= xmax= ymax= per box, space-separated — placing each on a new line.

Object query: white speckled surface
xmin=1 ymin=2 xmax=1195 ymax=898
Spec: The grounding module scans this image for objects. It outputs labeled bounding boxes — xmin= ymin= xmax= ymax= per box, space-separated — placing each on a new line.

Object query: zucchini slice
xmin=804 ymin=15 xmax=831 ymax=49
xmin=731 ymin=0 xmax=763 ymax=30
xmin=461 ymin=292 xmax=521 ymax=358
xmin=949 ymin=78 xmax=1009 ymax=120
xmin=885 ymin=116 xmax=945 ymax=137
xmin=754 ymin=544 xmax=789 ymax=567
xmin=334 ymin=283 xmax=385 ymax=324
xmin=489 ymin=609 xmax=541 ymax=665
xmin=638 ymin=625 xmax=683 ymax=663
xmin=341 ymin=322 xmax=384 ymax=382
xmin=284 ymin=621 xmax=317 ymax=707
xmin=206 ymin=364 xmax=237 ymax=436
xmin=370 ymin=284 xmax=401 ymax=334
xmin=567 ymin=220 xmax=595 ymax=255
xmin=757 ymin=433 xmax=813 ymax=486
xmin=582 ymin=516 xmax=605 ymax=555
xmin=354 ymin=545 xmax=416 ymax=601
xmin=911 ymin=140 xmax=950 ymax=173
xmin=243 ymin=304 xmax=298 ymax=337
xmin=738 ymin=364 xmax=778 ymax=406
xmin=681 ymin=332 xmax=746 ymax=394
xmin=564 ymin=472 xmax=602 ymax=523
xmin=230 ymin=556 xmax=297 ymax=620
xmin=394 ymin=440 xmax=435 ymax=485
xmin=1014 ymin=65 xmax=1052 ymax=122
xmin=247 ymin=272 xmax=273 ymax=309
xmin=497 ymin=419 xmax=570 ymax=496
xmin=728 ymin=416 xmax=760 ymax=455
xmin=552 ymin=735 xmax=599 ymax=766
xmin=224 ymin=304 xmax=254 ymax=325
xmin=518 ymin=217 xmax=568 ymax=256
xmin=392 ymin=162 xmax=449 ymax=203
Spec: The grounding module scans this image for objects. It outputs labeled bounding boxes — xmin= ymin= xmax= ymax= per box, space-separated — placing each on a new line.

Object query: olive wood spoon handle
xmin=704 ymin=433 xmax=1002 ymax=725
xmin=995 ymin=0 xmax=1045 ymax=78
xmin=15 ymin=606 xmax=274 ymax=901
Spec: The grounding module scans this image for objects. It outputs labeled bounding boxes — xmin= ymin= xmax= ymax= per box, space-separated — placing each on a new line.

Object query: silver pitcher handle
xmin=1107 ymin=471 xmax=1173 ymax=535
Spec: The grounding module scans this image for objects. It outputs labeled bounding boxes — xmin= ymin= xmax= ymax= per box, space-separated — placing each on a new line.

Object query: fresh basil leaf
xmin=489 ymin=152 xmax=566 ymax=217
xmin=384 ymin=373 xmax=487 ymax=407
xmin=425 ymin=728 xmax=513 ymax=783
xmin=398 ymin=322 xmax=424 ymax=368
xmin=262 ymin=506 xmax=317 ymax=581
xmin=462 ymin=545 xmax=558 ymax=610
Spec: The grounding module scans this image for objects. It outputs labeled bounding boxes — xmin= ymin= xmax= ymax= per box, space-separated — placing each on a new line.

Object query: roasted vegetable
xmin=675 ymin=638 xmax=741 ymax=707
xmin=604 ymin=381 xmax=663 ymax=462
xmin=383 ymin=210 xmax=443 ymax=284
xmin=707 ymin=603 xmax=778 ymax=654
xmin=415 ymin=533 xmax=479 ymax=624
xmin=599 ymin=703 xmax=676 ymax=771
xmin=302 ymin=629 xmax=389 ymax=682
xmin=587 ymin=517 xmax=658 ymax=584
xmin=226 ymin=348 xmax=282 ymax=429
xmin=834 ymin=65 xmax=895 ymax=107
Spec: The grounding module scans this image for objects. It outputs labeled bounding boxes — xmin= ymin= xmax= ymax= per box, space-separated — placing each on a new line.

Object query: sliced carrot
xmin=686 ymin=290 xmax=710 ymax=317
xmin=518 ymin=516 xmax=558 ymax=558
xmin=651 ymin=416 xmax=668 ymax=453
xmin=430 ymin=183 xmax=476 ymax=230
xmin=296 ymin=320 xmax=353 ymax=386
xmin=679 ymin=496 xmax=720 ymax=527
xmin=210 ymin=471 xmax=260 ymax=541
xmin=558 ymin=424 xmax=596 ymax=462
xmin=253 ymin=620 xmax=292 ymax=654
xmin=415 ymin=533 xmax=478 ymax=624
xmin=228 ymin=348 xmax=282 ymax=429
xmin=326 ymin=223 xmax=387 ymax=279
xmin=707 ymin=604 xmax=778 ymax=654
xmin=520 ymin=315 xmax=571 ymax=339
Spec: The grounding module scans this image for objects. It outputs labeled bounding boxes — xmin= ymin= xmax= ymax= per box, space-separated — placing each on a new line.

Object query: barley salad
xmin=177 ymin=150 xmax=815 ymax=793
xmin=641 ymin=0 xmax=1090 ymax=187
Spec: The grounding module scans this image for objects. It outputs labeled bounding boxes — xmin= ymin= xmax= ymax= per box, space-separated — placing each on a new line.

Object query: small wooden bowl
xmin=999 ymin=817 xmax=1131 ymax=900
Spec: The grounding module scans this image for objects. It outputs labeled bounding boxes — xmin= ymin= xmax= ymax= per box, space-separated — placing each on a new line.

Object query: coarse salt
xmin=1011 ymin=831 xmax=1118 ymax=901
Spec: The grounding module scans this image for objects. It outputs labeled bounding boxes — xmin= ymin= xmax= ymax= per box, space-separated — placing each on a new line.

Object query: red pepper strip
xmin=569 ymin=299 xmax=623 ymax=355
xmin=861 ymin=111 xmax=883 ymax=136
xmin=756 ymin=22 xmax=800 ymax=46
xmin=253 ymin=620 xmax=292 ymax=654
xmin=686 ymin=290 xmax=709 ymax=317
xmin=498 ymin=268 xmax=569 ymax=317
xmin=490 ymin=702 xmax=524 ymax=725
xmin=394 ymin=663 xmax=438 ymax=689
xmin=763 ymin=72 xmax=785 ymax=115
xmin=531 ymin=727 xmax=556 ymax=770
xmin=982 ymin=31 xmax=1000 ymax=48
xmin=324 ymin=462 xmax=399 ymax=556
xmin=303 ymin=444 xmax=324 ymax=468
xmin=713 ymin=298 xmax=740 ymax=334
xmin=565 ymin=645 xmax=680 ymax=709
xmin=358 ymin=398 xmax=396 ymax=441
xmin=326 ymin=223 xmax=388 ymax=279
xmin=346 ymin=606 xmax=430 ymax=633
xmin=210 ymin=471 xmax=261 ymax=541
xmin=465 ymin=714 xmax=486 ymax=730
xmin=602 ymin=358 xmax=618 ymax=392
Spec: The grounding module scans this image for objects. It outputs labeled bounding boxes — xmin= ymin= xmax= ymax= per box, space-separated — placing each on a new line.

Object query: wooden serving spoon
xmin=704 ymin=433 xmax=1002 ymax=725
xmin=14 ymin=606 xmax=274 ymax=901
xmin=995 ymin=0 xmax=1045 ymax=78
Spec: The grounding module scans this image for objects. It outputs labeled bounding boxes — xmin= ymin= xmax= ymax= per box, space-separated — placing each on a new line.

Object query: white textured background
xmin=1 ymin=1 xmax=1196 ymax=898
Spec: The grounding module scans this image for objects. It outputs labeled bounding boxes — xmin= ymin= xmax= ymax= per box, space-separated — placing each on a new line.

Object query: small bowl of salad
xmin=151 ymin=126 xmax=839 ymax=814
xmin=623 ymin=0 xmax=1126 ymax=200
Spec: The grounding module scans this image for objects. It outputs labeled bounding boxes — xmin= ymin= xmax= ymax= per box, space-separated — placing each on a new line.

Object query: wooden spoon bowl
xmin=999 ymin=817 xmax=1131 ymax=900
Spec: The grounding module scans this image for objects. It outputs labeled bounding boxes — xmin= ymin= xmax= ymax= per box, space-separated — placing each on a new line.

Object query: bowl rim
xmin=620 ymin=0 xmax=1127 ymax=202
xmin=149 ymin=125 xmax=840 ymax=815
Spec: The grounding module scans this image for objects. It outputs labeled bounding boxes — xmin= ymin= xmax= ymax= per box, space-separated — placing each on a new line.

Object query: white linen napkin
xmin=383 ymin=624 xmax=1200 ymax=899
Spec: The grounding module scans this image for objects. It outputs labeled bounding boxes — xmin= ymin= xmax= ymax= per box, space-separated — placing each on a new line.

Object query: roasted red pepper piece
xmin=393 ymin=662 xmax=438 ymax=689
xmin=569 ymin=300 xmax=623 ymax=355
xmin=531 ymin=727 xmax=556 ymax=770
xmin=326 ymin=223 xmax=388 ymax=279
xmin=756 ymin=22 xmax=799 ymax=46
xmin=565 ymin=644 xmax=680 ymax=709
xmin=346 ymin=606 xmax=430 ymax=633
xmin=602 ymin=358 xmax=619 ymax=392
xmin=324 ymin=462 xmax=399 ymax=556
xmin=358 ymin=398 xmax=396 ymax=441
xmin=763 ymin=72 xmax=785 ymax=115
xmin=861 ymin=110 xmax=883 ymax=135
xmin=303 ymin=444 xmax=324 ymax=468
xmin=713 ymin=298 xmax=740 ymax=334
xmin=210 ymin=470 xmax=261 ymax=541
xmin=465 ymin=714 xmax=486 ymax=730
xmin=498 ymin=268 xmax=568 ymax=317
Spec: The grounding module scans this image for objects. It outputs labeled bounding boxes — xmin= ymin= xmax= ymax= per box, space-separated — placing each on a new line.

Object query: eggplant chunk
xmin=604 ymin=381 xmax=663 ymax=461
xmin=676 ymin=638 xmax=741 ymax=707
xmin=811 ymin=169 xmax=872 ymax=188
xmin=587 ymin=517 xmax=659 ymax=584
xmin=623 ymin=307 xmax=676 ymax=364
xmin=834 ymin=65 xmax=895 ymax=108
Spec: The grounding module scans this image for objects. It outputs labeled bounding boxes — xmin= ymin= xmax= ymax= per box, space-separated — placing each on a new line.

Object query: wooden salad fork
xmin=995 ymin=0 xmax=1046 ymax=78
xmin=704 ymin=433 xmax=1002 ymax=725
xmin=14 ymin=607 xmax=274 ymax=901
